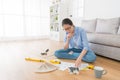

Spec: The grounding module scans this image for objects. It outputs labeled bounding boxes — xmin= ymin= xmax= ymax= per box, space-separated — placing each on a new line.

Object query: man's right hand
xmin=67 ymin=33 xmax=73 ymax=40
xmin=64 ymin=33 xmax=74 ymax=49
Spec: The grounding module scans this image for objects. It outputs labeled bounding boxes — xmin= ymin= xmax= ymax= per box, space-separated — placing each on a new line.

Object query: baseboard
xmin=0 ymin=35 xmax=49 ymax=42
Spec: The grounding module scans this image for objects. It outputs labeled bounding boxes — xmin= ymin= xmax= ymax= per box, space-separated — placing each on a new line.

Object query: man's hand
xmin=75 ymin=58 xmax=82 ymax=67
xmin=64 ymin=33 xmax=73 ymax=49
xmin=67 ymin=33 xmax=74 ymax=40
xmin=75 ymin=49 xmax=87 ymax=67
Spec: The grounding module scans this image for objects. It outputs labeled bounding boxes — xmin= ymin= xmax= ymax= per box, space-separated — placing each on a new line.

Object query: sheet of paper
xmin=55 ymin=61 xmax=89 ymax=71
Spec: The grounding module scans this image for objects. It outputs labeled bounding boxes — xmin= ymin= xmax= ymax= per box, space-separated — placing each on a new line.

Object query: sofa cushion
xmin=87 ymin=33 xmax=120 ymax=47
xmin=118 ymin=26 xmax=120 ymax=34
xmin=96 ymin=18 xmax=119 ymax=34
xmin=81 ymin=19 xmax=96 ymax=33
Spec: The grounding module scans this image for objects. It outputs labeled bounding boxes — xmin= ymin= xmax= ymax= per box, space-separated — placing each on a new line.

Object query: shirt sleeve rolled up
xmin=81 ymin=29 xmax=89 ymax=51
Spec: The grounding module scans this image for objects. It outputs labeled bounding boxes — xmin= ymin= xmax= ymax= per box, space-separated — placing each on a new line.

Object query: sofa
xmin=80 ymin=17 xmax=120 ymax=61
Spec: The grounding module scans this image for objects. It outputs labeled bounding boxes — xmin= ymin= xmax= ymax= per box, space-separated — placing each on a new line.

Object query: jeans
xmin=54 ymin=48 xmax=96 ymax=62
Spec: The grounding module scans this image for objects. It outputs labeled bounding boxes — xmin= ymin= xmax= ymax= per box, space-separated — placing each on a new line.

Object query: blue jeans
xmin=54 ymin=48 xmax=96 ymax=62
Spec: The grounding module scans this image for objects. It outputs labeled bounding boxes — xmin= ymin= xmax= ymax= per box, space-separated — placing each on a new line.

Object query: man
xmin=54 ymin=18 xmax=96 ymax=67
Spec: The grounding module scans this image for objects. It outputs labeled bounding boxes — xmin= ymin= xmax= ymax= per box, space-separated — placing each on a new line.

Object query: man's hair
xmin=62 ymin=18 xmax=73 ymax=26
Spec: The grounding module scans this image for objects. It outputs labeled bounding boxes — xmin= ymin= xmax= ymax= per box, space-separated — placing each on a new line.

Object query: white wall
xmin=84 ymin=0 xmax=120 ymax=19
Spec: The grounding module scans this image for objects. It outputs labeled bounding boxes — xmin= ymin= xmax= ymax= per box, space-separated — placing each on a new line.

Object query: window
xmin=68 ymin=0 xmax=84 ymax=18
xmin=0 ymin=0 xmax=50 ymax=38
xmin=25 ymin=0 xmax=50 ymax=37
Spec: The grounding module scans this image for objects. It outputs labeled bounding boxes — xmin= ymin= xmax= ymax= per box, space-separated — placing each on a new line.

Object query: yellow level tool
xmin=25 ymin=57 xmax=45 ymax=62
xmin=25 ymin=57 xmax=61 ymax=64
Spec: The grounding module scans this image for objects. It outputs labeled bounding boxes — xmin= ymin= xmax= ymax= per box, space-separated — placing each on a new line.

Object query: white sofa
xmin=80 ymin=17 xmax=120 ymax=61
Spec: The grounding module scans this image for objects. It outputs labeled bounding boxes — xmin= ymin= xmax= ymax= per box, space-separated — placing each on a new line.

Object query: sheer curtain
xmin=0 ymin=0 xmax=50 ymax=39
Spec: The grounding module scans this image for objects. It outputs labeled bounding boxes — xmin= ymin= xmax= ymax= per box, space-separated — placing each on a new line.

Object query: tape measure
xmin=49 ymin=59 xmax=61 ymax=64
xmin=87 ymin=65 xmax=94 ymax=70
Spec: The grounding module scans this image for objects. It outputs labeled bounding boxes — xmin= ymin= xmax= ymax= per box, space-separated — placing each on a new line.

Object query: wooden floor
xmin=0 ymin=39 xmax=119 ymax=80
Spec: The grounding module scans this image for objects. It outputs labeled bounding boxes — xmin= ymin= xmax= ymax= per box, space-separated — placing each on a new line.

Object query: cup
xmin=94 ymin=66 xmax=107 ymax=78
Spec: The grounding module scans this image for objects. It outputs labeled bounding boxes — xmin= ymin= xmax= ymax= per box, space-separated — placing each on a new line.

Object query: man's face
xmin=63 ymin=24 xmax=73 ymax=33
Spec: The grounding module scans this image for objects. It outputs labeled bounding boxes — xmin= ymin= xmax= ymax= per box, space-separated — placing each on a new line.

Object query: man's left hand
xmin=75 ymin=58 xmax=82 ymax=67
